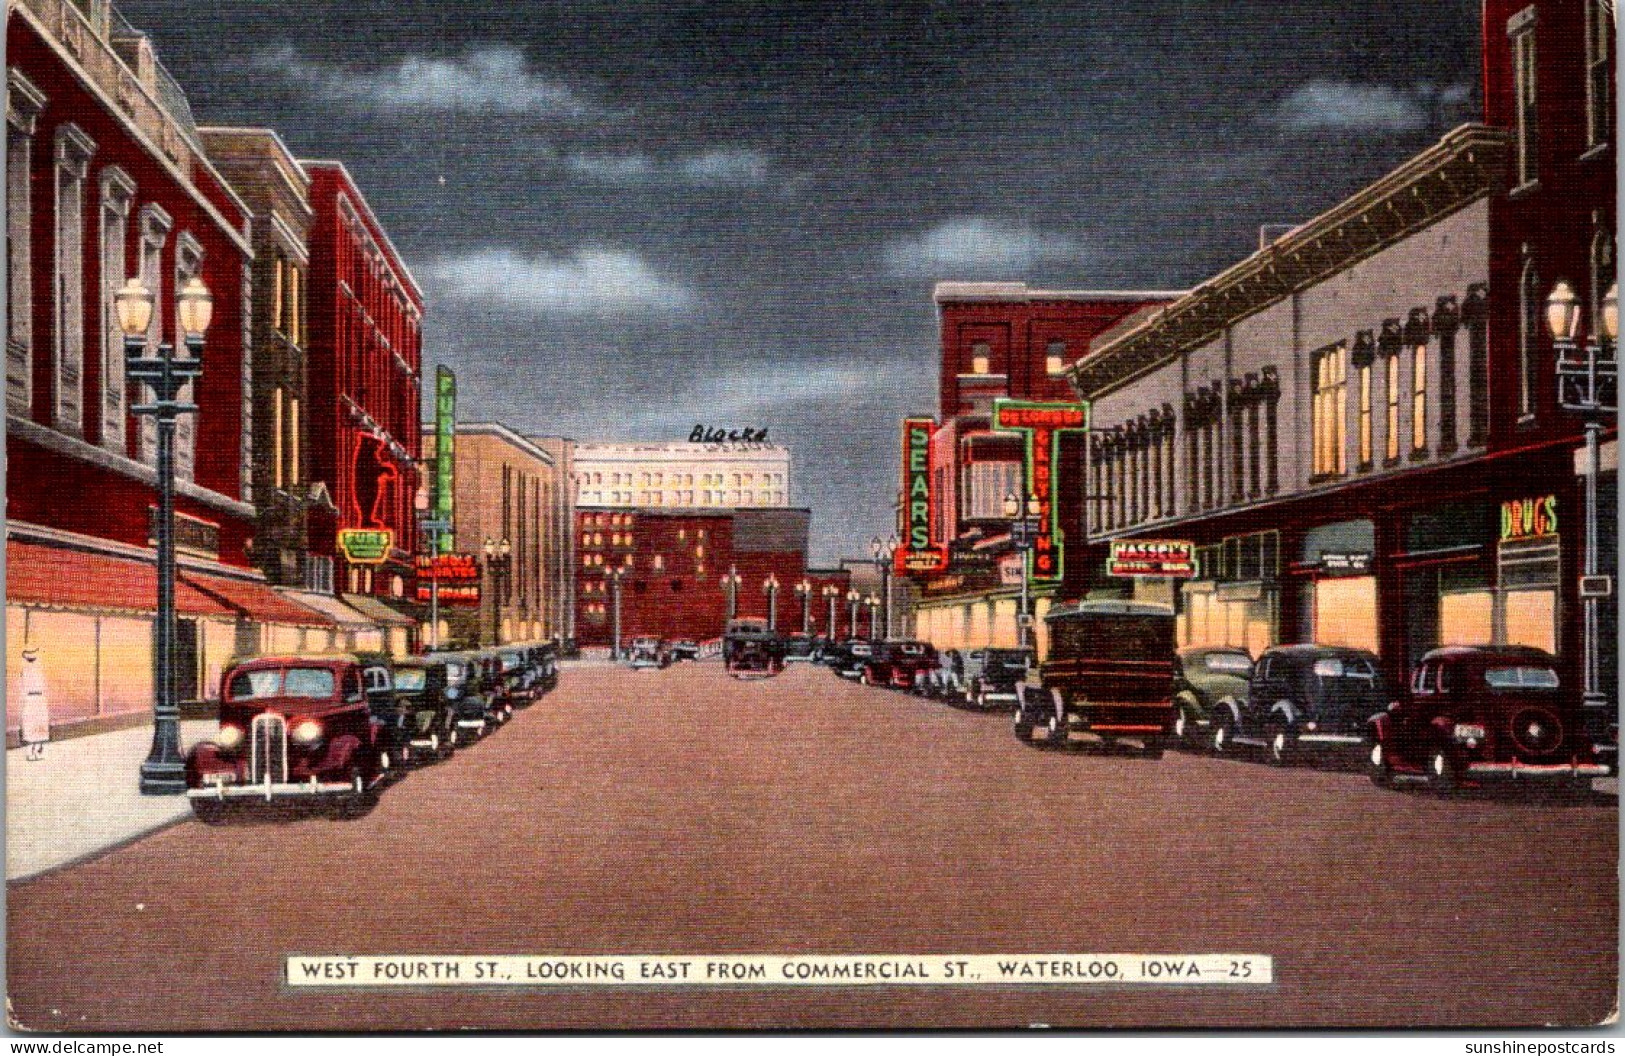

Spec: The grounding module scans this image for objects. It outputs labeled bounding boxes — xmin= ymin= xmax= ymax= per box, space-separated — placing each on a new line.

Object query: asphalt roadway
xmin=6 ymin=661 xmax=1617 ymax=1031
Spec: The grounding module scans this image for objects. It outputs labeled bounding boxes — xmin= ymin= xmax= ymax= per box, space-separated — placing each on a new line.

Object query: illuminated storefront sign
xmin=1500 ymin=494 xmax=1558 ymax=542
xmin=991 ymin=400 xmax=1089 ymax=582
xmin=1108 ymin=540 xmax=1196 ymax=578
xmin=338 ymin=528 xmax=394 ymax=565
xmin=434 ymin=366 xmax=457 ymax=554
xmin=897 ymin=417 xmax=948 ymax=574
xmin=415 ymin=552 xmax=481 ymax=605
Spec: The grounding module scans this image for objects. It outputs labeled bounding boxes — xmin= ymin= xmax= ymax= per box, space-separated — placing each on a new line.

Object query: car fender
xmin=1173 ymin=690 xmax=1203 ymax=721
xmin=1367 ymin=712 xmax=1392 ymax=743
xmin=1214 ymin=697 xmax=1243 ymax=728
xmin=1269 ymin=700 xmax=1298 ymax=728
xmin=314 ymin=733 xmax=364 ymax=775
xmin=185 ymin=742 xmax=239 ymax=783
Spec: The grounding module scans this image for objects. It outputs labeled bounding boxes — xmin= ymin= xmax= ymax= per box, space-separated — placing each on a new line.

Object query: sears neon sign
xmin=897 ymin=417 xmax=948 ymax=574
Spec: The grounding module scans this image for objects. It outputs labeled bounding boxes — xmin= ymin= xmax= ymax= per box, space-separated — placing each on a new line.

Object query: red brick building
xmin=301 ymin=161 xmax=424 ymax=604
xmin=5 ymin=0 xmax=336 ymax=736
xmin=575 ymin=506 xmax=848 ymax=650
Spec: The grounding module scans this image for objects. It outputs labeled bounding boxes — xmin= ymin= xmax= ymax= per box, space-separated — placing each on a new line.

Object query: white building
xmin=571 ymin=442 xmax=791 ymax=510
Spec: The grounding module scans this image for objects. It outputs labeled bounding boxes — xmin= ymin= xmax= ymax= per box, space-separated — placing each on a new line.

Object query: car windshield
xmin=1312 ymin=656 xmax=1376 ymax=680
xmin=1205 ymin=652 xmax=1254 ymax=675
xmin=987 ymin=650 xmax=1031 ymax=664
xmin=1484 ymin=665 xmax=1561 ymax=690
xmin=500 ymin=653 xmax=521 ymax=669
xmin=394 ymin=669 xmax=427 ymax=691
xmin=229 ymin=667 xmax=335 ymax=700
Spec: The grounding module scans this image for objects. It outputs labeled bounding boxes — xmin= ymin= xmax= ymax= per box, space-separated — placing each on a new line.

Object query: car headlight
xmin=290 ymin=719 xmax=324 ymax=746
xmin=446 ymin=687 xmax=461 ymax=700
xmin=1453 ymin=723 xmax=1486 ymax=743
xmin=215 ymin=724 xmax=245 ymax=751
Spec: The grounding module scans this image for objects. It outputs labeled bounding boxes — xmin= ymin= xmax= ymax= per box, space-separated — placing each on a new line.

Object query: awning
xmin=183 ymin=571 xmax=337 ymax=628
xmin=276 ymin=589 xmax=378 ymax=630
xmin=6 ymin=539 xmax=235 ymax=618
xmin=341 ymin=593 xmax=417 ymax=627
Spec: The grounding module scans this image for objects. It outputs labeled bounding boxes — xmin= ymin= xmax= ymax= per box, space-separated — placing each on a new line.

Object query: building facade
xmin=301 ymin=160 xmax=424 ymax=604
xmin=572 ymin=441 xmax=791 ymax=509
xmin=4 ymin=0 xmax=346 ymax=739
xmin=909 ymin=283 xmax=1182 ymax=654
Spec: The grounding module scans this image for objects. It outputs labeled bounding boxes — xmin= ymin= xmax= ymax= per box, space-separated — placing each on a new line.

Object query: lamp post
xmin=482 ymin=537 xmax=512 ymax=646
xmin=864 ymin=593 xmax=881 ymax=638
xmin=1546 ymin=279 xmax=1618 ymax=741
xmin=870 ymin=533 xmax=899 ymax=640
xmin=847 ymin=588 xmax=862 ymax=639
xmin=823 ymin=584 xmax=840 ymax=639
xmin=1004 ymin=491 xmax=1041 ymax=649
xmin=795 ymin=578 xmax=812 ymax=633
xmin=722 ymin=565 xmax=742 ymax=630
xmin=608 ymin=565 xmax=625 ymax=660
xmin=118 ymin=276 xmax=212 ymax=795
xmin=413 ymin=487 xmax=450 ymax=653
xmin=763 ymin=573 xmax=781 ymax=632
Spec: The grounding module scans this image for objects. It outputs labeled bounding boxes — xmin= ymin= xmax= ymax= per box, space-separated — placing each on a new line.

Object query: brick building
xmin=572 ymin=441 xmax=791 ymax=509
xmin=301 ymin=160 xmax=424 ymax=605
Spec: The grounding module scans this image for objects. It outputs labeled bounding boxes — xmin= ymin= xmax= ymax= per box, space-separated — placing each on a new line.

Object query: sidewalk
xmin=6 ymin=719 xmax=217 ymax=882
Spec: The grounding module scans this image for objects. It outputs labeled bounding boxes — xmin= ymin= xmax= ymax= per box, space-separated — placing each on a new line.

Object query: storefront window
xmin=1310 ymin=576 xmax=1378 ymax=653
xmin=1440 ymin=591 xmax=1493 ymax=646
xmin=1503 ymin=590 xmax=1557 ymax=653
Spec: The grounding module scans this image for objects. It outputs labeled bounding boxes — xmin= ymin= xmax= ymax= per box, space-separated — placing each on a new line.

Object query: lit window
xmin=971 ymin=341 xmax=991 ymax=374
xmin=1386 ymin=355 xmax=1401 ymax=460
xmin=1357 ymin=364 xmax=1373 ymax=466
xmin=1412 ymin=340 xmax=1428 ymax=453
xmin=1046 ymin=340 xmax=1067 ymax=375
xmin=1311 ymin=345 xmax=1347 ymax=477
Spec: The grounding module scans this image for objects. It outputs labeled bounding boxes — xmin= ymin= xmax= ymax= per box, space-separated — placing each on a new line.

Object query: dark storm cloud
xmin=120 ymin=0 xmax=1480 ymax=561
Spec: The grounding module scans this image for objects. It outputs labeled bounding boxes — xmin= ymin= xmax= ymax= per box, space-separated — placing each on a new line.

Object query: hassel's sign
xmin=1108 ymin=540 xmax=1196 ymax=578
xmin=992 ymin=400 xmax=1089 ymax=582
xmin=1500 ymin=494 xmax=1558 ymax=542
xmin=897 ymin=417 xmax=948 ymax=574
xmin=338 ymin=528 xmax=394 ymax=565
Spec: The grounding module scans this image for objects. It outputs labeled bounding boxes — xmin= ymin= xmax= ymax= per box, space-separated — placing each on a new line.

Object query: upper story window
xmin=1510 ymin=6 xmax=1539 ymax=188
xmin=1519 ymin=256 xmax=1541 ymax=420
xmin=8 ymin=72 xmax=45 ymax=418
xmin=53 ymin=123 xmax=97 ymax=436
xmin=1045 ymin=340 xmax=1067 ymax=376
xmin=1311 ymin=344 xmax=1347 ymax=478
xmin=970 ymin=341 xmax=991 ymax=375
xmin=1586 ymin=0 xmax=1613 ymax=150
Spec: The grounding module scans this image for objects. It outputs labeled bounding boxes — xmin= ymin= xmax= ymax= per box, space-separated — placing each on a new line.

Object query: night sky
xmin=120 ymin=0 xmax=1481 ymax=562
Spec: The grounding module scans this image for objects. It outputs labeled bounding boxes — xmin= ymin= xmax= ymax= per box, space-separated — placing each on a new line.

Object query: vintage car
xmin=389 ymin=656 xmax=463 ymax=763
xmin=185 ymin=654 xmax=384 ymax=820
xmin=351 ymin=651 xmax=415 ymax=775
xmin=531 ymin=642 xmax=560 ymax=693
xmin=426 ymin=651 xmax=490 ymax=741
xmin=951 ymin=647 xmax=1035 ymax=708
xmin=497 ymin=645 xmax=547 ymax=706
xmin=1014 ymin=600 xmax=1176 ymax=757
xmin=1367 ymin=645 xmax=1612 ymax=789
xmin=859 ymin=640 xmax=938 ymax=690
xmin=667 ymin=639 xmax=701 ymax=663
xmin=626 ymin=635 xmax=671 ymax=669
xmin=723 ymin=619 xmax=786 ymax=678
xmin=1216 ymin=644 xmax=1389 ymax=763
xmin=783 ymin=632 xmax=817 ymax=662
xmin=1171 ymin=646 xmax=1254 ymax=748
xmin=828 ymin=639 xmax=875 ymax=679
xmin=455 ymin=650 xmax=510 ymax=732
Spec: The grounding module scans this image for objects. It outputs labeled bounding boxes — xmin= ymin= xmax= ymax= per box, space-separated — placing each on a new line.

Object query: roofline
xmin=451 ymin=421 xmax=557 ymax=466
xmin=574 ymin=506 xmax=814 ymax=516
xmin=299 ymin=158 xmax=425 ymax=302
xmin=934 ymin=281 xmax=1187 ymax=305
xmin=198 ymin=126 xmax=313 ymax=189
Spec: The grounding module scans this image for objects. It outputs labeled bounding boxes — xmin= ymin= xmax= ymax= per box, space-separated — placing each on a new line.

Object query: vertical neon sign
xmin=898 ymin=417 xmax=948 ymax=573
xmin=434 ymin=366 xmax=456 ymax=554
xmin=991 ymin=399 xmax=1089 ymax=582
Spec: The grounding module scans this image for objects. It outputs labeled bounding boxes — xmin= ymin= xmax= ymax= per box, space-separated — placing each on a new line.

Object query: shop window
xmin=1586 ymin=0 xmax=1612 ymax=150
xmin=1510 ymin=7 xmax=1539 ymax=188
xmin=1311 ymin=344 xmax=1346 ymax=478
xmin=1503 ymin=590 xmax=1557 ymax=653
xmin=1440 ymin=591 xmax=1494 ymax=646
xmin=1311 ymin=576 xmax=1378 ymax=653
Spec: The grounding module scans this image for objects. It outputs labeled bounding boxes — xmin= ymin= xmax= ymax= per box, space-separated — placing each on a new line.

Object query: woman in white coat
xmin=19 ymin=647 xmax=49 ymax=760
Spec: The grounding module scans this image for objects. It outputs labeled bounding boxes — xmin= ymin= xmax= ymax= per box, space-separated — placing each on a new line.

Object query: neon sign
xmin=992 ymin=399 xmax=1089 ymax=582
xmin=897 ymin=417 xmax=948 ymax=574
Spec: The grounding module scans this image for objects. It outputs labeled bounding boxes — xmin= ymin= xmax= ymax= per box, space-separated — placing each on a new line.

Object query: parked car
xmin=526 ymin=641 xmax=560 ymax=694
xmin=352 ymin=651 xmax=414 ymax=775
xmin=783 ymin=633 xmax=817 ymax=662
xmin=1014 ymin=600 xmax=1176 ymax=757
xmin=723 ymin=618 xmax=785 ymax=678
xmin=626 ymin=636 xmax=670 ymax=669
xmin=1171 ymin=646 xmax=1254 ymax=748
xmin=426 ymin=651 xmax=490 ymax=742
xmin=860 ymin=640 xmax=938 ymax=689
xmin=497 ymin=646 xmax=537 ymax=706
xmin=185 ymin=653 xmax=385 ymax=821
xmin=1367 ymin=645 xmax=1612 ymax=789
xmin=467 ymin=649 xmax=513 ymax=727
xmin=954 ymin=647 xmax=1035 ymax=708
xmin=918 ymin=649 xmax=962 ymax=698
xmin=1217 ymin=644 xmax=1389 ymax=763
xmin=390 ymin=656 xmax=463 ymax=762
xmin=829 ymin=639 xmax=875 ymax=679
xmin=668 ymin=639 xmax=701 ymax=663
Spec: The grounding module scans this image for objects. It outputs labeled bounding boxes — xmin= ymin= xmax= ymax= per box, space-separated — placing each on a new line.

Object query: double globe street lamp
xmin=1545 ymin=279 xmax=1618 ymax=741
xmin=870 ymin=533 xmax=898 ymax=640
xmin=763 ymin=573 xmax=781 ymax=632
xmin=722 ymin=565 xmax=743 ymax=630
xmin=822 ymin=583 xmax=841 ymax=639
xmin=794 ymin=578 xmax=813 ymax=634
xmin=116 ymin=275 xmax=214 ymax=795
xmin=1003 ymin=492 xmax=1041 ymax=649
xmin=482 ymin=537 xmax=512 ymax=646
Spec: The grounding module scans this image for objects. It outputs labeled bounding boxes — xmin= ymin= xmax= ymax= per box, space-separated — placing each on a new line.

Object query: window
xmin=1519 ymin=258 xmax=1540 ymax=419
xmin=1412 ymin=339 xmax=1428 ymax=453
xmin=99 ymin=167 xmax=135 ymax=450
xmin=1385 ymin=354 xmax=1401 ymax=460
xmin=287 ymin=396 xmax=300 ymax=485
xmin=1465 ymin=285 xmax=1490 ymax=446
xmin=53 ymin=124 xmax=96 ymax=436
xmin=1591 ymin=228 xmax=1615 ymax=346
xmin=1247 ymin=400 xmax=1261 ymax=496
xmin=1587 ymin=0 xmax=1612 ymax=150
xmin=271 ymin=257 xmax=284 ymax=334
xmin=272 ymin=387 xmax=284 ymax=489
xmin=173 ymin=234 xmax=204 ymax=481
xmin=136 ymin=206 xmax=171 ymax=464
xmin=1045 ymin=340 xmax=1067 ymax=376
xmin=1312 ymin=345 xmax=1346 ymax=477
xmin=970 ymin=341 xmax=990 ymax=375
xmin=1510 ymin=8 xmax=1539 ymax=187
xmin=7 ymin=72 xmax=44 ymax=417
xmin=1357 ymin=363 xmax=1373 ymax=467
xmin=1230 ymin=397 xmax=1245 ymax=502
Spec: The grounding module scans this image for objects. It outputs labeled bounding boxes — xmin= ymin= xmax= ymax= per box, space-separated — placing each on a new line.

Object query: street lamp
xmin=1004 ymin=491 xmax=1041 ymax=649
xmin=864 ymin=593 xmax=881 ymax=638
xmin=722 ymin=565 xmax=743 ymax=629
xmin=606 ymin=564 xmax=626 ymax=660
xmin=846 ymin=588 xmax=862 ymax=639
xmin=763 ymin=573 xmax=781 ymax=632
xmin=870 ymin=533 xmax=899 ymax=640
xmin=482 ymin=537 xmax=512 ymax=646
xmin=822 ymin=583 xmax=840 ymax=639
xmin=1547 ymin=279 xmax=1618 ymax=742
xmin=795 ymin=578 xmax=813 ymax=634
xmin=119 ymin=275 xmax=211 ymax=795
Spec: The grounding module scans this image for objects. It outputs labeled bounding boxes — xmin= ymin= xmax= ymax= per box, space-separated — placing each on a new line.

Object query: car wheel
xmin=332 ymin=766 xmax=377 ymax=820
xmin=1048 ymin=713 xmax=1067 ymax=749
xmin=1367 ymin=740 xmax=1395 ymax=788
xmin=1013 ymin=705 xmax=1033 ymax=742
xmin=191 ymin=799 xmax=229 ymax=825
xmin=1268 ymin=724 xmax=1295 ymax=766
xmin=1173 ymin=711 xmax=1189 ymax=745
xmin=1211 ymin=714 xmax=1234 ymax=755
xmin=1429 ymin=749 xmax=1460 ymax=793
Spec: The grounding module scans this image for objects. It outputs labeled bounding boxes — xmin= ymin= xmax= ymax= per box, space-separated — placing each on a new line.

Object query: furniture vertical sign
xmin=435 ymin=366 xmax=456 ymax=554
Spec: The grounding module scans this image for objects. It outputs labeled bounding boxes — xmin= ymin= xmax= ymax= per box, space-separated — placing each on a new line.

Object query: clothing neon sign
xmin=992 ymin=399 xmax=1089 ymax=582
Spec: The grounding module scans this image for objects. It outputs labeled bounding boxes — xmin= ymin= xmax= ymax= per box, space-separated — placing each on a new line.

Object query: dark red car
xmin=860 ymin=640 xmax=938 ymax=690
xmin=1367 ymin=645 xmax=1612 ymax=790
xmin=186 ymin=654 xmax=385 ymax=821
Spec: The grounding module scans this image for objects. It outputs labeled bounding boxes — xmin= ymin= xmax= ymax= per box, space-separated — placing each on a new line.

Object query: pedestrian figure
xmin=19 ymin=646 xmax=49 ymax=760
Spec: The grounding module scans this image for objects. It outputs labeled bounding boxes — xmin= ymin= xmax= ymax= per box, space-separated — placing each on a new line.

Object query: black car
xmin=1217 ymin=644 xmax=1389 ymax=763
xmin=668 ymin=639 xmax=701 ymax=662
xmin=1171 ymin=647 xmax=1254 ymax=748
xmin=783 ymin=633 xmax=817 ymax=662
xmin=426 ymin=651 xmax=495 ymax=741
xmin=828 ymin=639 xmax=875 ymax=679
xmin=958 ymin=647 xmax=1034 ymax=708
xmin=391 ymin=656 xmax=463 ymax=762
